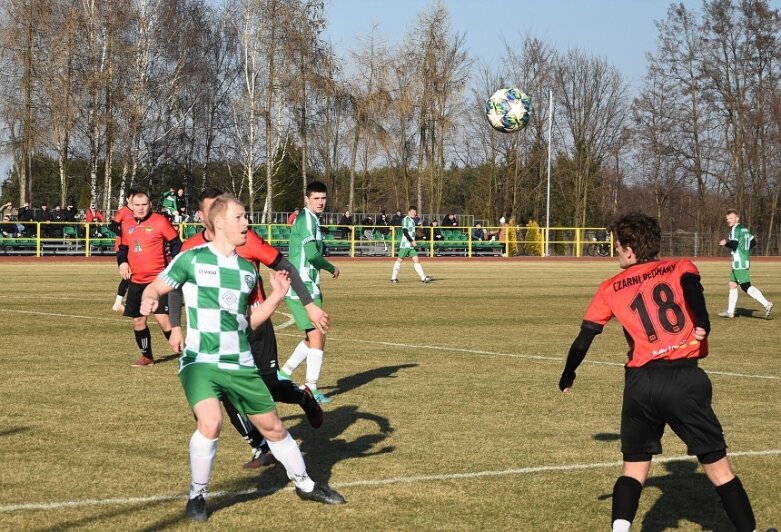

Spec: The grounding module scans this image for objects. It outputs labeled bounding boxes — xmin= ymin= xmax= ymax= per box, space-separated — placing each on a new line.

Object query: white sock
xmin=305 ymin=348 xmax=324 ymax=389
xmin=391 ymin=261 xmax=401 ymax=280
xmin=728 ymin=288 xmax=738 ymax=313
xmin=189 ymin=430 xmax=218 ymax=499
xmin=267 ymin=433 xmax=315 ymax=492
xmin=283 ymin=341 xmax=308 ymax=374
xmin=746 ymin=286 xmax=770 ymax=307
xmin=612 ymin=519 xmax=631 ymax=532
xmin=114 ymin=294 xmax=123 ymax=305
xmin=413 ymin=262 xmax=426 ymax=280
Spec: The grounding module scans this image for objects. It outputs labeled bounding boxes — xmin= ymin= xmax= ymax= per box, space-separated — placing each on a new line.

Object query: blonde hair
xmin=205 ymin=193 xmax=243 ymax=231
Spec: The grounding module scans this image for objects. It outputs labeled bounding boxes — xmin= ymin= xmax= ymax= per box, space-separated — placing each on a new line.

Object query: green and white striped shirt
xmin=727 ymin=223 xmax=753 ymax=270
xmin=160 ymin=244 xmax=257 ymax=371
xmin=287 ymin=207 xmax=325 ymax=299
xmin=399 ymin=215 xmax=415 ymax=249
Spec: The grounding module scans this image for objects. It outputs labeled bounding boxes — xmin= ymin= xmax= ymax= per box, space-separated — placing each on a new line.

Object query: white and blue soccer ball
xmin=485 ymin=88 xmax=531 ymax=133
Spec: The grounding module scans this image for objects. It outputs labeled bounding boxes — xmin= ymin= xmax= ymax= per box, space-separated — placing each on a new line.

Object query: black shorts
xmin=621 ymin=360 xmax=726 ymax=460
xmin=248 ymin=317 xmax=279 ymax=375
xmin=123 ymin=281 xmax=169 ymax=318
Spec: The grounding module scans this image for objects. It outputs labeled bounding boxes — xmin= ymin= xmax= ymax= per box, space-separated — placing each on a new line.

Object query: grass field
xmin=0 ymin=257 xmax=779 ymax=531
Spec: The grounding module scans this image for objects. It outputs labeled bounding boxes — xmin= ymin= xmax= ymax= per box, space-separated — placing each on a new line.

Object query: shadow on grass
xmin=153 ymin=353 xmax=181 ymax=365
xmin=322 ymin=363 xmax=419 ymax=399
xmin=0 ymin=427 xmax=30 ymax=438
xmin=39 ymin=498 xmax=175 ymax=532
xmin=598 ymin=460 xmax=734 ymax=532
xmin=140 ymin=405 xmax=393 ymax=528
xmin=732 ymin=306 xmax=772 ymax=320
xmin=593 ymin=432 xmax=620 ymax=442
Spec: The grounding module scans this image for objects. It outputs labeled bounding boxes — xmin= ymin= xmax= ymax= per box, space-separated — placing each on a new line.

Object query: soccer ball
xmin=485 ymin=88 xmax=531 ymax=133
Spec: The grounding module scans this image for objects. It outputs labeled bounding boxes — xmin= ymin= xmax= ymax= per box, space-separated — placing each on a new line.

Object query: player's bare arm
xmin=140 ymin=278 xmax=174 ymax=316
xmin=250 ymin=271 xmax=291 ymax=329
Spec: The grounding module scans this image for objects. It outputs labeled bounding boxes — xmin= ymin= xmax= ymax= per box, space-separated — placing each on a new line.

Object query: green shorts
xmin=398 ymin=247 xmax=418 ymax=259
xmin=178 ymin=362 xmax=276 ymax=415
xmin=285 ymin=296 xmax=323 ymax=331
xmin=730 ymin=269 xmax=751 ymax=284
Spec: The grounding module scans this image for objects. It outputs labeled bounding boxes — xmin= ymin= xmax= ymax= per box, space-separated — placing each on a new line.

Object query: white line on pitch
xmin=2 ymin=449 xmax=779 ymax=513
xmin=276 ymin=333 xmax=779 ymax=380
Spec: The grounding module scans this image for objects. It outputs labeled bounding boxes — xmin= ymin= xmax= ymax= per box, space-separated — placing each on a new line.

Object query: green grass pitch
xmin=0 ymin=258 xmax=779 ymax=530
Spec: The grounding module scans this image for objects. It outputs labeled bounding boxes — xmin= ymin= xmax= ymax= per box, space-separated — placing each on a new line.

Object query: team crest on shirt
xmin=128 ymin=227 xmax=135 ymax=234
xmin=244 ymin=275 xmax=254 ymax=291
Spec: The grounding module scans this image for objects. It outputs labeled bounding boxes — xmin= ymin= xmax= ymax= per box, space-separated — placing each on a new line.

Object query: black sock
xmin=715 ymin=476 xmax=756 ymax=532
xmin=612 ymin=476 xmax=643 ymax=525
xmin=222 ymin=398 xmax=265 ymax=449
xmin=134 ymin=327 xmax=153 ymax=358
xmin=262 ymin=373 xmax=306 ymax=405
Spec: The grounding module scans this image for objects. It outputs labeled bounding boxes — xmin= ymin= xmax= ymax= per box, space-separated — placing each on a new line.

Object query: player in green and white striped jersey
xmin=141 ymin=194 xmax=344 ymax=522
xmin=278 ymin=181 xmax=340 ymax=404
xmin=390 ymin=206 xmax=432 ymax=284
xmin=718 ymin=209 xmax=773 ymax=319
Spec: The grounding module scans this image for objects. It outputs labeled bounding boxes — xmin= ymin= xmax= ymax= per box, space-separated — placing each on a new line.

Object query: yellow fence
xmin=0 ymin=221 xmax=613 ymax=258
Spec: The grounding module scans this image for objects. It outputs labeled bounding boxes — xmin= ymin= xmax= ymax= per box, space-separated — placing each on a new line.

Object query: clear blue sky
xmin=323 ymin=0 xmax=772 ymax=90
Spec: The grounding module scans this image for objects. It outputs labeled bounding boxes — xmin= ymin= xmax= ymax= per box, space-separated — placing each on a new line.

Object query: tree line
xmin=0 ymin=0 xmax=779 ymax=252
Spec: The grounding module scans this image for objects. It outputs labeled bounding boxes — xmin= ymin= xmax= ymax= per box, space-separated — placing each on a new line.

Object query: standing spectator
xmin=278 ymin=181 xmax=341 ymax=404
xmin=117 ymin=190 xmax=182 ymax=367
xmin=390 ymin=206 xmax=432 ymax=284
xmin=287 ymin=207 xmax=299 ymax=227
xmin=18 ymin=203 xmax=34 ymax=221
xmin=559 ymin=212 xmax=759 ymax=532
xmin=442 ymin=212 xmax=458 ymax=227
xmin=1 ymin=201 xmax=16 ymax=219
xmin=338 ymin=209 xmax=353 ymax=227
xmin=51 ymin=205 xmax=65 ymax=237
xmin=161 ymin=187 xmax=177 ymax=218
xmin=175 ymin=188 xmax=186 ymax=211
xmin=390 ymin=209 xmax=403 ymax=226
xmin=140 ymin=194 xmax=343 ymax=522
xmin=717 ymin=209 xmax=773 ymax=319
xmin=62 ymin=204 xmax=77 ymax=222
xmin=37 ymin=203 xmax=52 ymax=237
xmin=377 ymin=209 xmax=390 ymax=236
xmin=86 ymin=203 xmax=106 ymax=237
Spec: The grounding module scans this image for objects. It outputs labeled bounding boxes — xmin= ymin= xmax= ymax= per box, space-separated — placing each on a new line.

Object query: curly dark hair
xmin=609 ymin=212 xmax=661 ymax=262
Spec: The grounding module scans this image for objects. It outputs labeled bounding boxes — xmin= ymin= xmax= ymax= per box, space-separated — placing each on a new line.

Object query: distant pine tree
xmin=525 ymin=220 xmax=543 ymax=256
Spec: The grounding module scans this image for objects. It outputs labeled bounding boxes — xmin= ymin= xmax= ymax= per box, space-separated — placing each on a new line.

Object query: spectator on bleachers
xmin=442 ymin=213 xmax=458 ymax=227
xmin=0 ymin=214 xmax=20 ymax=237
xmin=377 ymin=209 xmax=390 ymax=236
xmin=18 ymin=203 xmax=34 ymax=222
xmin=431 ymin=220 xmax=444 ymax=241
xmin=390 ymin=209 xmax=403 ymax=226
xmin=287 ymin=207 xmax=299 ymax=227
xmin=338 ymin=209 xmax=354 ymax=226
xmin=62 ymin=204 xmax=77 ymax=223
xmin=0 ymin=201 xmax=15 ymax=218
xmin=37 ymin=203 xmax=53 ymax=237
xmin=175 ymin=188 xmax=186 ymax=212
xmin=86 ymin=204 xmax=106 ymax=237
xmin=161 ymin=187 xmax=177 ymax=217
xmin=472 ymin=222 xmax=487 ymax=241
xmin=498 ymin=216 xmax=508 ymax=242
xmin=86 ymin=204 xmax=105 ymax=223
xmin=362 ymin=215 xmax=374 ymax=226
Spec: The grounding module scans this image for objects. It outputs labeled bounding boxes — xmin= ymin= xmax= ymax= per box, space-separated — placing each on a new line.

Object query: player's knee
xmin=739 ymin=282 xmax=751 ymax=293
xmin=197 ymin=417 xmax=222 ymax=439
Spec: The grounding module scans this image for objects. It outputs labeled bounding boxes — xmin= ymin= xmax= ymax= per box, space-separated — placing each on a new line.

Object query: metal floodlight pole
xmin=545 ymin=89 xmax=553 ymax=257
